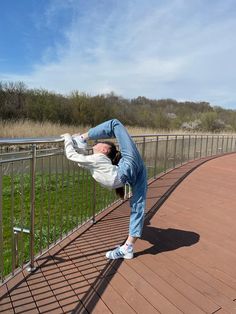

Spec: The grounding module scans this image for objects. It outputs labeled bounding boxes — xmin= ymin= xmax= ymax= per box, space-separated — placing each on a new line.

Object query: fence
xmin=0 ymin=134 xmax=236 ymax=284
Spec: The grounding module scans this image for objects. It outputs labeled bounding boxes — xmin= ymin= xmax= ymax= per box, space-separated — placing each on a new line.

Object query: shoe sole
xmin=123 ymin=254 xmax=134 ymax=259
xmin=106 ymin=252 xmax=134 ymax=259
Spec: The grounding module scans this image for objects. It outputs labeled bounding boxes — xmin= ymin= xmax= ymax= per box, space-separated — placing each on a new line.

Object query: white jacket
xmin=63 ymin=134 xmax=123 ymax=189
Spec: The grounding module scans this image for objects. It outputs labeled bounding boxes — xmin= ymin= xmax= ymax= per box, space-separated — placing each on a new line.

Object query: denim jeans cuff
xmin=129 ymin=233 xmax=141 ymax=238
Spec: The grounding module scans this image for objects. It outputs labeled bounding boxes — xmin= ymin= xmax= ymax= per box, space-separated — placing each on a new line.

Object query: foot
xmin=106 ymin=245 xmax=134 ymax=260
xmin=72 ymin=135 xmax=87 ymax=152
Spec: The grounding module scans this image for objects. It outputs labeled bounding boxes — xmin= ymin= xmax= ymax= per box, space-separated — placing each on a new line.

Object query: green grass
xmin=2 ymin=171 xmax=118 ymax=277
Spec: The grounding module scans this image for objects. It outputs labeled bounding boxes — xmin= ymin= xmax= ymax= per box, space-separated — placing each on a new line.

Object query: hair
xmin=100 ymin=141 xmax=125 ymax=200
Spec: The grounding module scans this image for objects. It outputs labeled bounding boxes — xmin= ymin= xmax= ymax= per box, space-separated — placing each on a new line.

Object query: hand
xmin=72 ymin=133 xmax=81 ymax=137
xmin=60 ymin=133 xmax=70 ymax=138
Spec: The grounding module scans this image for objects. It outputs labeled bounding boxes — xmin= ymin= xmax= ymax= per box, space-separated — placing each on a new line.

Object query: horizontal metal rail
xmin=0 ymin=133 xmax=234 ymax=145
xmin=0 ymin=133 xmax=236 ymax=284
xmin=0 ymin=137 xmax=63 ymax=145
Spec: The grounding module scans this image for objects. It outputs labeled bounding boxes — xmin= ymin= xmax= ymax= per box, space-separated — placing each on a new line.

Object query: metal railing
xmin=0 ymin=133 xmax=236 ymax=284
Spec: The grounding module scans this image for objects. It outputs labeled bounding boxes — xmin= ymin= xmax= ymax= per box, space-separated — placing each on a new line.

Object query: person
xmin=61 ymin=119 xmax=147 ymax=259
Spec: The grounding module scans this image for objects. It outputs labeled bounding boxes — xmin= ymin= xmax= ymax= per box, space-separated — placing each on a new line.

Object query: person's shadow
xmin=135 ymin=222 xmax=200 ymax=257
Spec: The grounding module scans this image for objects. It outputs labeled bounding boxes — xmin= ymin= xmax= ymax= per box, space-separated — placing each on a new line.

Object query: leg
xmin=126 ymin=235 xmax=138 ymax=245
xmin=88 ymin=119 xmax=142 ymax=164
xmin=106 ymin=167 xmax=147 ymax=260
xmin=128 ymin=167 xmax=147 ymax=238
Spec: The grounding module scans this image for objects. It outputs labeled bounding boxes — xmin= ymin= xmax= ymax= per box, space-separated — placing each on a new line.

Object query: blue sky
xmin=1 ymin=0 xmax=236 ymax=109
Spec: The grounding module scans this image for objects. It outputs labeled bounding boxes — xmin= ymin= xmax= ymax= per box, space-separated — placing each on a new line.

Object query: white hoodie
xmin=63 ymin=134 xmax=123 ymax=189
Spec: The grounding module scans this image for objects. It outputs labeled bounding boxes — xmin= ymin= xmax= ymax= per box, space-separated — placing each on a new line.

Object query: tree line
xmin=1 ymin=81 xmax=236 ymax=132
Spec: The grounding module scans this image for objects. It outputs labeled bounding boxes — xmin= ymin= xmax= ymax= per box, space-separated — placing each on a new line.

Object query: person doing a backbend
xmin=61 ymin=119 xmax=147 ymax=259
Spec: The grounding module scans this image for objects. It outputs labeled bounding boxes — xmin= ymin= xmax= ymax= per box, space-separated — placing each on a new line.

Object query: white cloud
xmin=1 ymin=0 xmax=236 ymax=108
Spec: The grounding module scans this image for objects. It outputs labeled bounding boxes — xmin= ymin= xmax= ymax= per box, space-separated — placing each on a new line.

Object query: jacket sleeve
xmin=62 ymin=134 xmax=96 ymax=169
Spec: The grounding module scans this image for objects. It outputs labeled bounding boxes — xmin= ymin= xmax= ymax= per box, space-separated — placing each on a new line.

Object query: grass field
xmin=2 ymin=169 xmax=118 ymax=277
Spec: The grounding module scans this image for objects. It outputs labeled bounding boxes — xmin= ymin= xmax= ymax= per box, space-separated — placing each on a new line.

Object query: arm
xmin=61 ymin=133 xmax=96 ymax=168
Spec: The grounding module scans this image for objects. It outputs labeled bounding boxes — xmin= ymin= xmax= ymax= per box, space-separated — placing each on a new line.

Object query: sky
xmin=1 ymin=0 xmax=236 ymax=109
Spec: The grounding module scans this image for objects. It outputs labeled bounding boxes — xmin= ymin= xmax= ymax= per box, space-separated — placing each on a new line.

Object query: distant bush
xmin=1 ymin=81 xmax=236 ymax=132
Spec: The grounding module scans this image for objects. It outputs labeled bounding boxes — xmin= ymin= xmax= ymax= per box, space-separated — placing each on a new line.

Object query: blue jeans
xmin=88 ymin=119 xmax=147 ymax=238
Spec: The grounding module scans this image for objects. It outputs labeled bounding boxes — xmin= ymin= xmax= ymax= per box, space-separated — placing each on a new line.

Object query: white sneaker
xmin=72 ymin=135 xmax=87 ymax=153
xmin=106 ymin=245 xmax=134 ymax=260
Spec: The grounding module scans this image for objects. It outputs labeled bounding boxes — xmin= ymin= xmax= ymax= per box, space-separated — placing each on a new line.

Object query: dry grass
xmin=0 ymin=119 xmax=234 ymax=139
xmin=0 ymin=120 xmax=173 ymax=138
xmin=0 ymin=120 xmax=89 ymax=138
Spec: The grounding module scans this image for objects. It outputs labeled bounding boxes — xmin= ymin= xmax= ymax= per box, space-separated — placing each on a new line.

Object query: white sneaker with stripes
xmin=106 ymin=245 xmax=134 ymax=260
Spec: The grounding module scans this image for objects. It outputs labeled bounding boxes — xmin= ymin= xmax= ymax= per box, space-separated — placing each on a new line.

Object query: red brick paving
xmin=1 ymin=153 xmax=236 ymax=313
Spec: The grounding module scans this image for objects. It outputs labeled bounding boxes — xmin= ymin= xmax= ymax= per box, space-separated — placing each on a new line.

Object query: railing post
xmin=230 ymin=136 xmax=233 ymax=152
xmin=164 ymin=136 xmax=169 ymax=172
xmin=226 ymin=136 xmax=229 ymax=152
xmin=194 ymin=135 xmax=197 ymax=159
xmin=181 ymin=135 xmax=184 ymax=165
xmin=200 ymin=135 xmax=203 ymax=158
xmin=60 ymin=155 xmax=64 ymax=239
xmin=92 ymin=179 xmax=96 ymax=224
xmin=210 ymin=136 xmax=214 ymax=156
xmin=153 ymin=136 xmax=159 ymax=178
xmin=173 ymin=135 xmax=177 ymax=168
xmin=0 ymin=164 xmax=4 ymax=282
xmin=10 ymin=163 xmax=16 ymax=274
xmin=232 ymin=136 xmax=235 ymax=152
xmin=27 ymin=144 xmax=37 ymax=272
xmin=187 ymin=135 xmax=191 ymax=161
xmin=216 ymin=135 xmax=219 ymax=154
xmin=142 ymin=136 xmax=146 ymax=161
xmin=222 ymin=136 xmax=225 ymax=153
xmin=205 ymin=135 xmax=209 ymax=157
xmin=13 ymin=231 xmax=19 ymax=269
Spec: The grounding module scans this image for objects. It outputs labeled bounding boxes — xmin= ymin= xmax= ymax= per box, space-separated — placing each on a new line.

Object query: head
xmin=92 ymin=142 xmax=111 ymax=156
xmin=93 ymin=141 xmax=125 ymax=199
xmin=93 ymin=141 xmax=121 ymax=165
